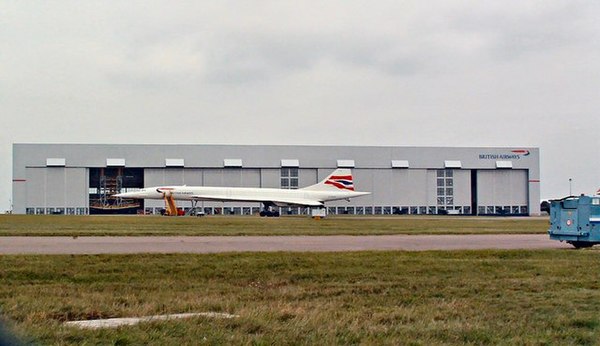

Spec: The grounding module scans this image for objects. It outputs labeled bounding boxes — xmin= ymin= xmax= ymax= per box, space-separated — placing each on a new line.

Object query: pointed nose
xmin=114 ymin=192 xmax=137 ymax=198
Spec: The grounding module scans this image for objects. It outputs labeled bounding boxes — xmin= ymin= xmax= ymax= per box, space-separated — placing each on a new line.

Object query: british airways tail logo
xmin=325 ymin=175 xmax=355 ymax=191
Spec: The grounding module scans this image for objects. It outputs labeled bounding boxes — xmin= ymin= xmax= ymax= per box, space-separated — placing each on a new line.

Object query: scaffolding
xmin=90 ymin=168 xmax=141 ymax=212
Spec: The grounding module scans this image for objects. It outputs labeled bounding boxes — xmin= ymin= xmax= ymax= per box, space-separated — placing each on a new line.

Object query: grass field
xmin=1 ymin=250 xmax=599 ymax=345
xmin=0 ymin=215 xmax=549 ymax=236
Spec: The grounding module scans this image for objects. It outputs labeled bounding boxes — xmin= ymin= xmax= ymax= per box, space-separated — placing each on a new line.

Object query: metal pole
xmin=569 ymin=178 xmax=572 ymax=196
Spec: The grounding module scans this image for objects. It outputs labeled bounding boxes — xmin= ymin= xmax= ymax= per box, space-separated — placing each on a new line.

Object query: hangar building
xmin=12 ymin=144 xmax=541 ymax=216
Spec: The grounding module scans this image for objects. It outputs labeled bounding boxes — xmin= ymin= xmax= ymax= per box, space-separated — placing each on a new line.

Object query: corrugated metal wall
xmin=13 ymin=144 xmax=540 ymax=215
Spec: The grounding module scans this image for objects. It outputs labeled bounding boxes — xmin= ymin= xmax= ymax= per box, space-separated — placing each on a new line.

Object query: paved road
xmin=0 ymin=234 xmax=571 ymax=254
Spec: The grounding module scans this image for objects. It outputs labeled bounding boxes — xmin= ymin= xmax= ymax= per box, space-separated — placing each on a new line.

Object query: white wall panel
xmin=25 ymin=168 xmax=46 ymax=207
xmin=41 ymin=167 xmax=64 ymax=207
xmin=106 ymin=158 xmax=125 ymax=166
xmin=241 ymin=169 xmax=260 ymax=187
xmin=260 ymin=169 xmax=280 ymax=188
xmin=222 ymin=169 xmax=243 ymax=187
xmin=453 ymin=169 xmax=472 ymax=207
xmin=281 ymin=159 xmax=299 ymax=167
xmin=25 ymin=168 xmax=87 ymax=208
xmin=65 ymin=168 xmax=87 ymax=207
xmin=204 ymin=169 xmax=226 ymax=187
xmin=298 ymin=169 xmax=318 ymax=188
xmin=337 ymin=160 xmax=355 ymax=168
xmin=183 ymin=169 xmax=203 ymax=186
xmin=477 ymin=170 xmax=528 ymax=206
xmin=444 ymin=160 xmax=462 ymax=168
xmin=223 ymin=159 xmax=242 ymax=167
xmin=391 ymin=160 xmax=409 ymax=168
xmin=164 ymin=168 xmax=185 ymax=185
xmin=144 ymin=169 xmax=166 ymax=186
xmin=165 ymin=158 xmax=184 ymax=167
xmin=351 ymin=169 xmax=431 ymax=207
xmin=46 ymin=158 xmax=66 ymax=166
xmin=496 ymin=161 xmax=513 ymax=169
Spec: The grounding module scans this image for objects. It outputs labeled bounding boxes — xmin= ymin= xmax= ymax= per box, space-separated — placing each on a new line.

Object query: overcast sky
xmin=1 ymin=1 xmax=599 ymax=212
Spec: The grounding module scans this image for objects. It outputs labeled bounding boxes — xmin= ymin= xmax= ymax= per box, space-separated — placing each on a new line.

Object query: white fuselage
xmin=115 ymin=186 xmax=369 ymax=207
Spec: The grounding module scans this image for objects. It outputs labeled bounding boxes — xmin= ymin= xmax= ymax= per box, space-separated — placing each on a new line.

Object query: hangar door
xmin=25 ymin=167 xmax=88 ymax=215
xmin=476 ymin=170 xmax=528 ymax=215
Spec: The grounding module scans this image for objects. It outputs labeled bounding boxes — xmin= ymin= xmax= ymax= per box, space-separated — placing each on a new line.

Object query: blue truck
xmin=548 ymin=195 xmax=600 ymax=248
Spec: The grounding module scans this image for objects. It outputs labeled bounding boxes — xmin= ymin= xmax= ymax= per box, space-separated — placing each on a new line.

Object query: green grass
xmin=0 ymin=215 xmax=548 ymax=236
xmin=1 ymin=250 xmax=599 ymax=345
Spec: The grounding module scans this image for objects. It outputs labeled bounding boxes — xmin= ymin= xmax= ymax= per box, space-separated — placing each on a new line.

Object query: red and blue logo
xmin=511 ymin=149 xmax=530 ymax=156
xmin=325 ymin=175 xmax=355 ymax=191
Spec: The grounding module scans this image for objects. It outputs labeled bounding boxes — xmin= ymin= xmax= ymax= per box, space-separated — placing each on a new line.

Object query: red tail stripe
xmin=328 ymin=175 xmax=352 ymax=180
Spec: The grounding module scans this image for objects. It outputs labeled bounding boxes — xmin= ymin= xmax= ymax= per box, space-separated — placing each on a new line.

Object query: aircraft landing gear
xmin=260 ymin=202 xmax=280 ymax=217
xmin=259 ymin=210 xmax=280 ymax=217
xmin=187 ymin=200 xmax=205 ymax=217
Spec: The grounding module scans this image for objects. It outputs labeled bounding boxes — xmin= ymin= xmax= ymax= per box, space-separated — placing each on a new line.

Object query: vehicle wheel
xmin=259 ymin=211 xmax=267 ymax=217
xmin=273 ymin=211 xmax=280 ymax=217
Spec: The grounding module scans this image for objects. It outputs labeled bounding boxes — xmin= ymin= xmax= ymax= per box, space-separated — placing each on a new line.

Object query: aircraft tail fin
xmin=302 ymin=169 xmax=355 ymax=192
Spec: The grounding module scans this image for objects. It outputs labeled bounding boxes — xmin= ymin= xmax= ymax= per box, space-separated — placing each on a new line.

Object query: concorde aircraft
xmin=114 ymin=169 xmax=370 ymax=216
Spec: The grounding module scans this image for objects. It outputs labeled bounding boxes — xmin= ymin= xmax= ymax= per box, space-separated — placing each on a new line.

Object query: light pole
xmin=569 ymin=178 xmax=572 ymax=196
